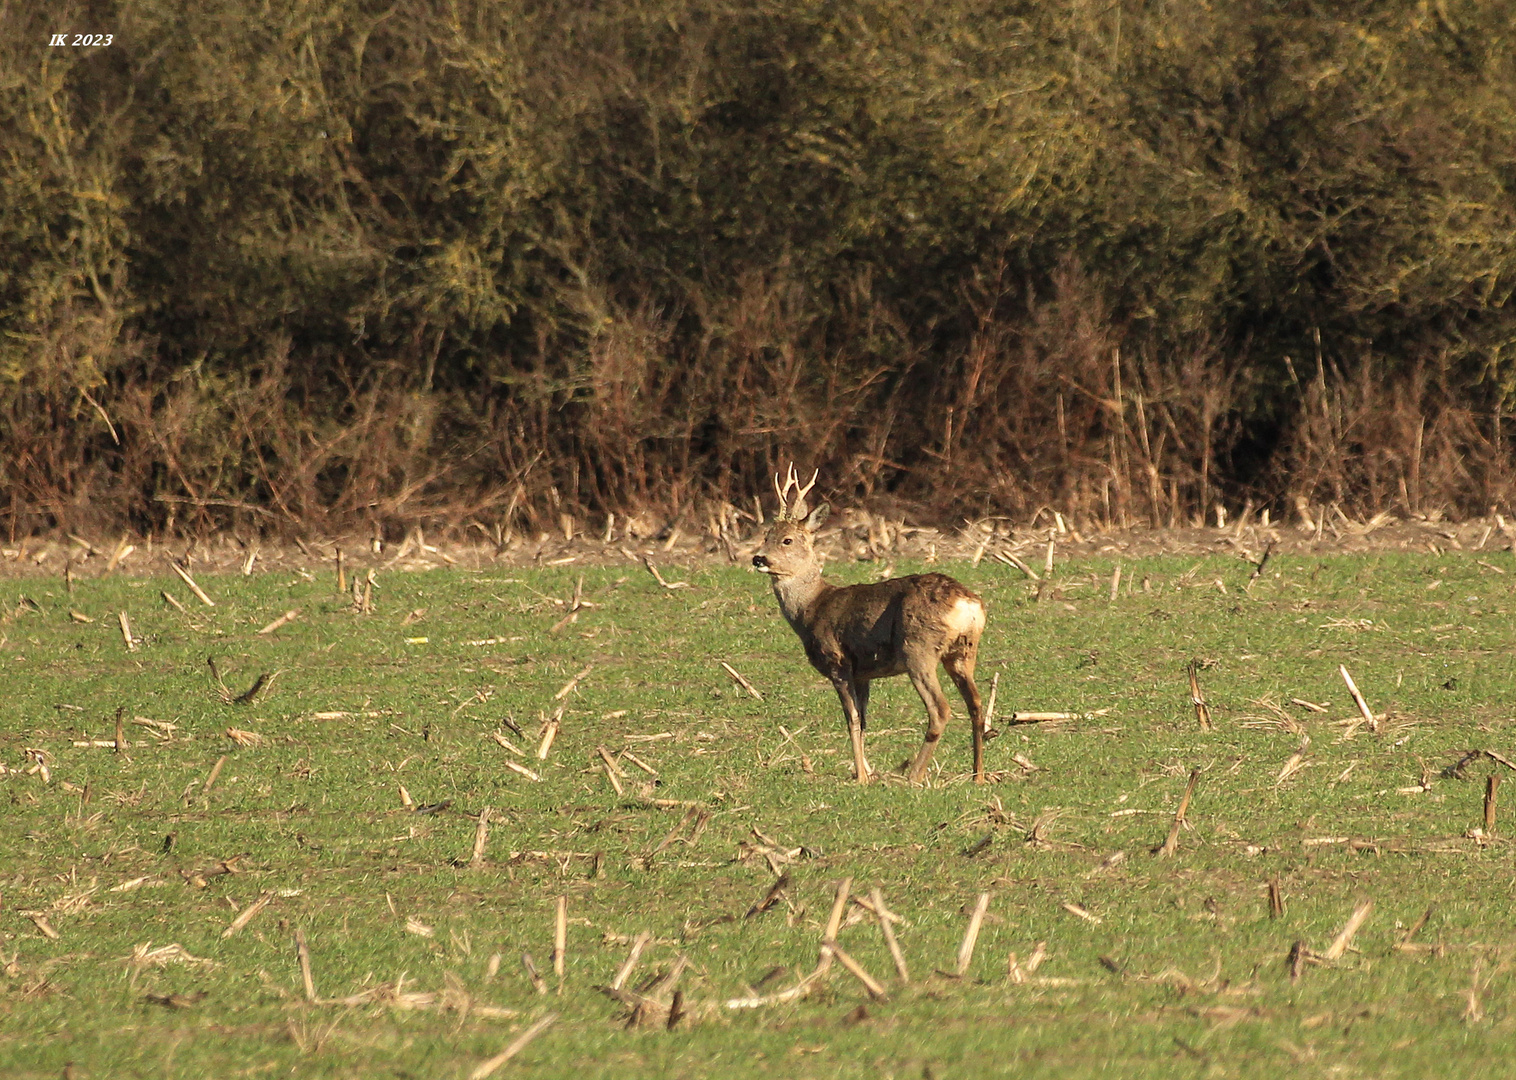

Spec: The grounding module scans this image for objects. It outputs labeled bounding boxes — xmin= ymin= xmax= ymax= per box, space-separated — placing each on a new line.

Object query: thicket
xmin=3 ymin=0 xmax=1515 ymax=539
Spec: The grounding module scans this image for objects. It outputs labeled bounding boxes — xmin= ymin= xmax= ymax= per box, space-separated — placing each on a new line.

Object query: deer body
xmin=753 ymin=468 xmax=988 ymax=784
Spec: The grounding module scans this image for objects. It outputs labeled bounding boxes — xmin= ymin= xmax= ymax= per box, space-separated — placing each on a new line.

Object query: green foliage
xmin=1097 ymin=1 xmax=1516 ymax=364
xmin=1 ymin=1 xmax=1514 ymax=533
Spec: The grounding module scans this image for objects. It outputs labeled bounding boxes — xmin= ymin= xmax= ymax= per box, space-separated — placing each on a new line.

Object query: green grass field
xmin=3 ymin=546 xmax=1515 ymax=1078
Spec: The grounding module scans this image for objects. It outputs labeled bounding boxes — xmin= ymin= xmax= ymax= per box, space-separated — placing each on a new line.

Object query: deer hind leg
xmin=944 ymin=649 xmax=986 ymax=784
xmin=904 ymin=657 xmax=952 ymax=785
xmin=831 ymin=676 xmax=873 ymax=784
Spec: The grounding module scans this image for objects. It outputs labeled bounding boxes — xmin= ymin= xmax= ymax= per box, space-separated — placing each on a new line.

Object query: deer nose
xmin=752 ymin=554 xmax=768 ymax=568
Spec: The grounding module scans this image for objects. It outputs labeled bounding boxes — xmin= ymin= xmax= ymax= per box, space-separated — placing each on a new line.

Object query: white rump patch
xmin=944 ymin=597 xmax=986 ymax=638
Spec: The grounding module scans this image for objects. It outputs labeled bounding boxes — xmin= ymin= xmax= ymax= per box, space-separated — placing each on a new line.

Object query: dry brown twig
xmin=610 ymin=931 xmax=652 ymax=991
xmin=871 ymin=887 xmax=910 ymax=984
xmin=25 ymin=912 xmax=61 ymax=940
xmin=598 ymin=982 xmax=676 ymax=1027
xmin=719 ymin=661 xmax=763 ymax=700
xmin=201 ymin=755 xmax=229 ymax=799
xmin=642 ymin=953 xmax=691 ymax=1001
xmin=520 ymin=952 xmax=548 ymax=995
xmin=257 ymin=610 xmax=299 ymax=635
xmin=993 ymin=550 xmax=1039 ymax=580
xmin=822 ymin=938 xmax=888 ymax=1001
xmin=553 ymin=896 xmax=568 ymax=986
xmin=295 ymin=927 xmax=318 ymax=1002
xmin=597 ymin=747 xmax=626 ymax=797
xmin=597 ymin=746 xmax=627 ymax=778
xmin=502 ymin=759 xmax=541 ymax=782
xmin=1187 ymin=661 xmax=1212 ymax=732
xmin=553 ymin=665 xmax=593 ymax=701
xmin=1156 ymin=769 xmax=1200 ymax=857
xmin=1322 ymin=899 xmax=1374 ymax=962
xmin=222 ymin=891 xmax=274 ymax=938
xmin=982 ymin=672 xmax=1000 ymax=735
xmin=956 ymin=892 xmax=991 ymax=975
xmin=1061 ymin=901 xmax=1100 ymax=924
xmin=725 ymin=965 xmax=829 ymax=1010
xmin=816 ymin=878 xmax=853 ymax=974
xmin=1246 ymin=541 xmax=1275 ymax=589
xmin=1464 ymin=958 xmax=1487 ymax=1023
xmin=537 ymin=706 xmax=564 ymax=760
xmin=622 ymin=750 xmax=659 ymax=777
xmin=470 ymin=807 xmax=491 ymax=868
xmin=208 ymin=657 xmax=233 ymax=702
xmin=1276 ymin=735 xmax=1311 ymax=786
xmin=1007 ymin=940 xmax=1049 ymax=983
xmin=170 ymin=562 xmax=215 ymax=606
xmin=1486 ymin=749 xmax=1516 ymax=772
xmin=649 ymin=806 xmax=704 ymax=857
xmin=468 ymin=1013 xmax=558 ymax=1080
xmin=118 ymin=611 xmax=137 ymax=651
xmin=105 ymin=534 xmax=133 ymax=572
xmin=1338 ymin=665 xmax=1379 ymax=733
xmin=549 ymin=577 xmax=587 ymax=634
xmin=1286 ymin=940 xmax=1308 ymax=981
xmin=745 ymin=874 xmax=790 ymax=919
xmin=234 ymin=671 xmax=279 ymax=705
xmin=1395 ymin=905 xmax=1435 ymax=953
xmin=641 ymin=555 xmax=690 ymax=590
xmin=491 ymin=731 xmax=524 ymax=755
xmin=1008 ymin=708 xmax=1112 ymax=724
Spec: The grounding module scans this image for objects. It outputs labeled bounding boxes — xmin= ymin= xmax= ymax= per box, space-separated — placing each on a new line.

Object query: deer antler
xmin=773 ymin=463 xmax=819 ymax=521
xmin=773 ymin=466 xmax=795 ymax=521
xmin=792 ymin=467 xmax=818 ymax=518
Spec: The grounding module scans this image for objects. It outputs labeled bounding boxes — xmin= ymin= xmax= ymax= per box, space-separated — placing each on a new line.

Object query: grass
xmin=3 ymin=545 xmax=1516 ymax=1078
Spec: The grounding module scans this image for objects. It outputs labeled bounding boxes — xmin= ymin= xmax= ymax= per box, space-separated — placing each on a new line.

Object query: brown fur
xmin=753 ymin=499 xmax=988 ymax=784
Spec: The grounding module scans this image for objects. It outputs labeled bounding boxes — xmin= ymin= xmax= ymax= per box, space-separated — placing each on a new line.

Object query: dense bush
xmin=3 ymin=0 xmax=1514 ymax=537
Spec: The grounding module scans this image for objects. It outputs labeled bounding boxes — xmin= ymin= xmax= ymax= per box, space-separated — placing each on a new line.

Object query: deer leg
xmin=904 ymin=660 xmax=951 ymax=785
xmin=855 ymin=679 xmax=874 ymax=777
xmin=831 ymin=677 xmax=872 ymax=784
xmin=945 ymin=653 xmax=985 ymax=784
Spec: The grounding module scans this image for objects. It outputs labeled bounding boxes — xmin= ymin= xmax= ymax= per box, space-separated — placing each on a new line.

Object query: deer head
xmin=753 ymin=464 xmax=830 ymax=579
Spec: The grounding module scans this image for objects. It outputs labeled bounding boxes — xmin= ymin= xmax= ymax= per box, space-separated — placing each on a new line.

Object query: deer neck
xmin=770 ymin=566 xmax=831 ymax=632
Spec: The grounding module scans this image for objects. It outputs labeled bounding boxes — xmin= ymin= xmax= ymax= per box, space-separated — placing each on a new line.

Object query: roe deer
xmin=752 ymin=466 xmax=988 ymax=785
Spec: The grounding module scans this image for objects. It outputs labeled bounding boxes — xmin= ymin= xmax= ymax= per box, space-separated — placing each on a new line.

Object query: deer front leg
xmin=831 ymin=676 xmax=873 ymax=784
xmin=855 ymin=679 xmax=875 ymax=778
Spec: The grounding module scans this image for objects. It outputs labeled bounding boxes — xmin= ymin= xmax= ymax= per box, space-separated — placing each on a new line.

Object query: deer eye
xmin=782 ymin=537 xmax=793 ymax=545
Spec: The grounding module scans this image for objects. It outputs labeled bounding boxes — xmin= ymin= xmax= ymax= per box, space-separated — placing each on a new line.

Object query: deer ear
xmin=804 ymin=503 xmax=830 ymax=531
